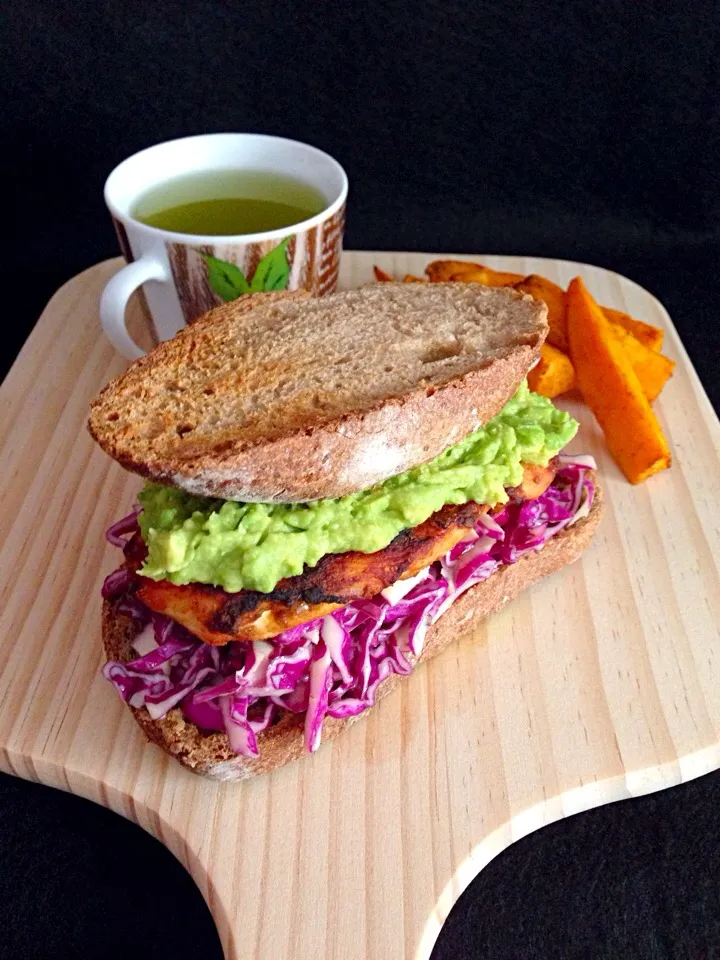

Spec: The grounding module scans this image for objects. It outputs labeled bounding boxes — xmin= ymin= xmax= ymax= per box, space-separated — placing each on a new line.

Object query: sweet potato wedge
xmin=424 ymin=260 xmax=482 ymax=282
xmin=449 ymin=266 xmax=525 ymax=287
xmin=514 ymin=275 xmax=568 ymax=352
xmin=567 ymin=277 xmax=671 ymax=483
xmin=373 ymin=266 xmax=394 ymax=282
xmin=527 ymin=343 xmax=576 ymax=398
xmin=603 ymin=306 xmax=664 ymax=352
xmin=609 ymin=323 xmax=675 ymax=401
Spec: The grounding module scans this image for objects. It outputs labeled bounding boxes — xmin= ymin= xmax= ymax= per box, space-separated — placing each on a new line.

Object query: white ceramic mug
xmin=101 ymin=133 xmax=348 ymax=358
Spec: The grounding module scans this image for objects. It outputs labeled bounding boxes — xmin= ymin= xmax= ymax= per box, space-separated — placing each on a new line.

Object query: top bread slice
xmin=88 ymin=283 xmax=548 ymax=502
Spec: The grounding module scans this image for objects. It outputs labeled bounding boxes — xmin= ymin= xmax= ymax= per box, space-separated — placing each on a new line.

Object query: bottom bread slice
xmin=102 ymin=478 xmax=603 ymax=781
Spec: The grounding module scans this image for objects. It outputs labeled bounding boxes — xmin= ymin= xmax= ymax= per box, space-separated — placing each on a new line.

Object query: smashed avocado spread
xmin=138 ymin=383 xmax=578 ymax=594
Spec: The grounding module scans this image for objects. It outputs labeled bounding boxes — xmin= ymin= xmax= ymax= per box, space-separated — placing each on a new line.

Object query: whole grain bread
xmin=89 ymin=283 xmax=548 ymax=502
xmin=101 ymin=476 xmax=602 ymax=781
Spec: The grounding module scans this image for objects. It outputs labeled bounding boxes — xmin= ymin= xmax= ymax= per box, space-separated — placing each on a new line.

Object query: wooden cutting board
xmin=2 ymin=252 xmax=719 ymax=960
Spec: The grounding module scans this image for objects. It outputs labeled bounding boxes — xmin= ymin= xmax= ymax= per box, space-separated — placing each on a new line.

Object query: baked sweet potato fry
xmin=449 ymin=266 xmax=525 ymax=287
xmin=603 ymin=306 xmax=664 ymax=352
xmin=609 ymin=323 xmax=675 ymax=401
xmin=567 ymin=277 xmax=671 ymax=483
xmin=373 ymin=266 xmax=394 ymax=282
xmin=425 ymin=260 xmax=482 ymax=282
xmin=527 ymin=343 xmax=576 ymax=398
xmin=514 ymin=275 xmax=568 ymax=352
xmin=526 ymin=321 xmax=672 ymax=402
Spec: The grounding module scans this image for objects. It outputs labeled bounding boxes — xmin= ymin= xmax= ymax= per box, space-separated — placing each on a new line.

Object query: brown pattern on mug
xmin=166 ymin=242 xmax=219 ymax=324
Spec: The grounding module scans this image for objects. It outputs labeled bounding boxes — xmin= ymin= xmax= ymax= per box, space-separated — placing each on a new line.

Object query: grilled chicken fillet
xmin=134 ymin=462 xmax=557 ymax=645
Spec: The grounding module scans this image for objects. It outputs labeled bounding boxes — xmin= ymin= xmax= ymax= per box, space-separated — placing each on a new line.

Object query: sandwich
xmin=89 ymin=282 xmax=602 ymax=781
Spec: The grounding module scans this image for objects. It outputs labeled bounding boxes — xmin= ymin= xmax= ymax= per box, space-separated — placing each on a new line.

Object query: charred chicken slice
xmin=135 ymin=462 xmax=557 ymax=645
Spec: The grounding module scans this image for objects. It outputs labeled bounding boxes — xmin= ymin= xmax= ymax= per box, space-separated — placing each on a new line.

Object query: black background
xmin=2 ymin=2 xmax=720 ymax=957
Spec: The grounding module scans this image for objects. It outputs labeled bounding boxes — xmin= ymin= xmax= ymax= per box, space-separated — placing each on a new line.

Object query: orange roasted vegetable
xmin=527 ymin=326 xmax=672 ymax=402
xmin=373 ymin=266 xmax=394 ymax=282
xmin=566 ymin=277 xmax=671 ymax=483
xmin=511 ymin=275 xmax=663 ymax=355
xmin=514 ymin=275 xmax=568 ymax=352
xmin=449 ymin=266 xmax=525 ymax=287
xmin=603 ymin=306 xmax=664 ymax=352
xmin=610 ymin=323 xmax=675 ymax=401
xmin=513 ymin=272 xmax=670 ymax=397
xmin=425 ymin=260 xmax=482 ymax=281
xmin=527 ymin=343 xmax=576 ymax=398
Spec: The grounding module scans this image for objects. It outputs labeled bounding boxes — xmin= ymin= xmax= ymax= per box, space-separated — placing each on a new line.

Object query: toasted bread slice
xmin=89 ymin=283 xmax=548 ymax=502
xmin=102 ymin=475 xmax=602 ymax=781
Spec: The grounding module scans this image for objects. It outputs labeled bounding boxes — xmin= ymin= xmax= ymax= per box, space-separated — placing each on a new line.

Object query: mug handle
xmin=100 ymin=257 xmax=170 ymax=359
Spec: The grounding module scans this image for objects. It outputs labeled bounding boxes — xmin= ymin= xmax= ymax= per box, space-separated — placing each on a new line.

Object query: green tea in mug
xmin=132 ymin=169 xmax=327 ymax=235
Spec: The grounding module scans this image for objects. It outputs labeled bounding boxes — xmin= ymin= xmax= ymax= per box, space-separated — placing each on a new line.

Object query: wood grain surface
xmin=1 ymin=253 xmax=719 ymax=960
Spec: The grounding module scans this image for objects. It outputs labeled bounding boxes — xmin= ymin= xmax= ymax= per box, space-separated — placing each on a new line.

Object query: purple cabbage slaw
xmin=102 ymin=456 xmax=595 ymax=758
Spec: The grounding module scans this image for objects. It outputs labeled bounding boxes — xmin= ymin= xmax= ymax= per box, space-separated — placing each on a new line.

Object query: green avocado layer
xmin=137 ymin=382 xmax=578 ymax=594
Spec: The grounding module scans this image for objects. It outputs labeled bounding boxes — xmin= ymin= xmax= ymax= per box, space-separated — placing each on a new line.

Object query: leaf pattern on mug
xmin=204 ymin=255 xmax=250 ymax=300
xmin=249 ymin=237 xmax=291 ymax=292
xmin=203 ymin=238 xmax=291 ymax=302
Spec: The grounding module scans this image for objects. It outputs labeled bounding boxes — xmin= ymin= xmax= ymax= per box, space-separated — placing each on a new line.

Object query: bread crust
xmin=101 ymin=476 xmax=602 ymax=781
xmin=89 ymin=284 xmax=548 ymax=502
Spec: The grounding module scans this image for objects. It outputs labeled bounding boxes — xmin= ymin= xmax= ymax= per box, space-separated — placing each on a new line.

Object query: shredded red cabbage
xmin=102 ymin=458 xmax=595 ymax=758
xmin=105 ymin=506 xmax=141 ymax=548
